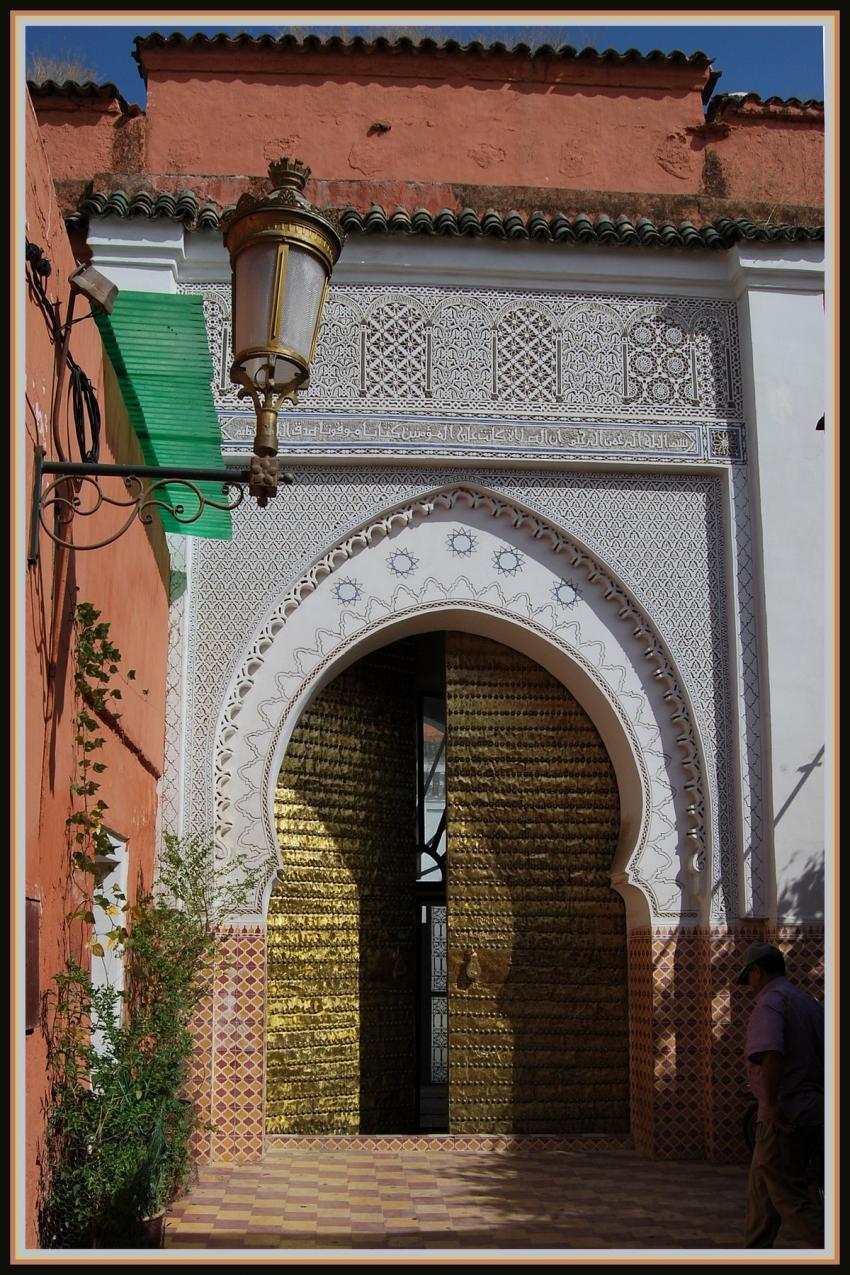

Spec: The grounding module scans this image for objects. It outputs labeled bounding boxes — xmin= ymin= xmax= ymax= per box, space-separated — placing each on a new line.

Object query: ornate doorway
xmin=266 ymin=631 xmax=628 ymax=1136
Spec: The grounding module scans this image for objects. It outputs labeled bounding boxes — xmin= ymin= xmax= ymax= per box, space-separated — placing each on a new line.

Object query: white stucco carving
xmin=212 ymin=486 xmax=712 ymax=927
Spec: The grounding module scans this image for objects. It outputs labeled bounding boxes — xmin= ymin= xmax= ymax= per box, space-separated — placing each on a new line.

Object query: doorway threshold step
xmin=264 ymin=1133 xmax=634 ymax=1152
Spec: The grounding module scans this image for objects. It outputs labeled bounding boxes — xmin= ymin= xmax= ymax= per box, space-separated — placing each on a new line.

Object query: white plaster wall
xmin=736 ymin=281 xmax=826 ymax=924
xmin=87 ymin=217 xmax=183 ymax=293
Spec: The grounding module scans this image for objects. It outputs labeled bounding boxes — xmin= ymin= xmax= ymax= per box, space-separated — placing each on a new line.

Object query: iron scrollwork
xmin=28 ymin=447 xmax=288 ymax=564
xmin=39 ymin=472 xmax=245 ymax=551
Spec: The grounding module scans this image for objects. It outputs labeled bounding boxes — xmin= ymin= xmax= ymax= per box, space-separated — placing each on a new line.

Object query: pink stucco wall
xmin=23 ymin=93 xmax=168 ymax=1248
xmin=140 ymin=48 xmax=711 ymax=195
xmin=706 ymin=112 xmax=824 ymax=207
xmin=31 ymin=95 xmax=145 ymax=180
xmin=33 ymin=47 xmax=823 ymax=216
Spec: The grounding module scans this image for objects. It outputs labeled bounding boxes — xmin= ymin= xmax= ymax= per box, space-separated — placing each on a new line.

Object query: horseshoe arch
xmin=213 ymin=484 xmax=712 ymax=929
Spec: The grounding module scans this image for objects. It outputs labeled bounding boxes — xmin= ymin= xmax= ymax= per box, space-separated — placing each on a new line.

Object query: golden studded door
xmin=445 ymin=632 xmax=629 ymax=1134
xmin=266 ymin=641 xmax=418 ymax=1135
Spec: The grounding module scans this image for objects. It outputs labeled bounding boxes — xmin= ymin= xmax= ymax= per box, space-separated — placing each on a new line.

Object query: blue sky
xmin=22 ymin=17 xmax=828 ymax=108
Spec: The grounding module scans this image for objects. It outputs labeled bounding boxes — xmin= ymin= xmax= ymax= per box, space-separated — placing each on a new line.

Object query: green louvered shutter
xmin=94 ymin=291 xmax=232 ymax=539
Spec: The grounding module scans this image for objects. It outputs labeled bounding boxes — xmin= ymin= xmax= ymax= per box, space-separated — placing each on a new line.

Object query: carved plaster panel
xmin=160 ymin=533 xmax=191 ymax=841
xmin=179 ymin=284 xmax=745 ymax=464
xmin=215 ymin=413 xmax=747 ymax=467
xmin=210 ymin=488 xmax=708 ymax=924
xmin=730 ymin=466 xmax=766 ymax=916
xmin=174 ymin=467 xmax=743 ymax=925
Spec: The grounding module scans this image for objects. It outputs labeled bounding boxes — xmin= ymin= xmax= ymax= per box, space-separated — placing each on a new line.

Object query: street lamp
xmin=28 ymin=158 xmax=345 ymax=560
xmin=223 ymin=157 xmax=343 ymax=502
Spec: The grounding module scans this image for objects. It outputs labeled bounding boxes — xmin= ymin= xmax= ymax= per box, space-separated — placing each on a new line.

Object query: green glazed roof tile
xmin=93 ymin=291 xmax=231 ymax=540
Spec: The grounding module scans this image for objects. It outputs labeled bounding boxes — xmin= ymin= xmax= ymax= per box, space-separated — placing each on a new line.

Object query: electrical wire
xmin=71 ymin=364 xmax=101 ymax=463
xmin=25 ymin=239 xmax=102 ymax=464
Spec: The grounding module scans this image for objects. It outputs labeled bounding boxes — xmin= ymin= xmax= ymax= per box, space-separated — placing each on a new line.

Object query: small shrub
xmin=39 ymin=833 xmax=265 ymax=1247
xmin=38 ymin=603 xmax=270 ymax=1248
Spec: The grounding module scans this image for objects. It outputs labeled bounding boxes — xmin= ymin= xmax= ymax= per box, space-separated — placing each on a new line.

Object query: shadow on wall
xmin=778 ymin=853 xmax=824 ymax=925
xmin=774 ymin=746 xmax=824 ymax=828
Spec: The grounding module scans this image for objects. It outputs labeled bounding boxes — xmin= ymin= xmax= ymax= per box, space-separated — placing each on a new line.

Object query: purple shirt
xmin=745 ymin=975 xmax=824 ymax=1125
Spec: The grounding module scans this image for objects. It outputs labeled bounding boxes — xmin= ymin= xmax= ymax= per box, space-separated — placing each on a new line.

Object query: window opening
xmin=91 ymin=832 xmax=128 ymax=1056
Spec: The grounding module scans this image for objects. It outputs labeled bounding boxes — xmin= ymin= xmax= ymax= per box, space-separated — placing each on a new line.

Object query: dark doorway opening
xmin=414 ymin=635 xmax=448 ymax=1131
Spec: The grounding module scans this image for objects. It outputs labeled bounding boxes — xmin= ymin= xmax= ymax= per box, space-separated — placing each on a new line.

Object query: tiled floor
xmin=163 ymin=1143 xmax=814 ymax=1253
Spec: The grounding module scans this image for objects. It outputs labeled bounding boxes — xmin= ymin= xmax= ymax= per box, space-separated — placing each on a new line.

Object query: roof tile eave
xmin=705 ymin=91 xmax=825 ymax=123
xmin=27 ymin=78 xmax=141 ymax=114
xmin=130 ymin=30 xmax=715 ymax=81
xmin=65 ymin=189 xmax=825 ymax=250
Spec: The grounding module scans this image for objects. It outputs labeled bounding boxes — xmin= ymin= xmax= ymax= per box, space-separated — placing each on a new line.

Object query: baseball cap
xmin=735 ymin=941 xmax=785 ymax=985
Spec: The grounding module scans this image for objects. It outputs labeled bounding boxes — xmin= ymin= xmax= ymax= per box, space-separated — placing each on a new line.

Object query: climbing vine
xmin=64 ymin=602 xmax=145 ymax=949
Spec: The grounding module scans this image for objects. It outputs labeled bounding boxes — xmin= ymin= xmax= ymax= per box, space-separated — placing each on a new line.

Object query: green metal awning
xmin=94 ymin=291 xmax=232 ymax=539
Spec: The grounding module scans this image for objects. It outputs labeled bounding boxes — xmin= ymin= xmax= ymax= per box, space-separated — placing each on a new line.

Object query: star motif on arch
xmin=492 ymin=546 xmax=524 ymax=577
xmin=387 ymin=548 xmax=419 ymax=578
xmin=446 ymin=528 xmax=478 ymax=558
xmin=551 ymin=578 xmax=582 ymax=610
xmin=332 ymin=578 xmax=363 ymax=606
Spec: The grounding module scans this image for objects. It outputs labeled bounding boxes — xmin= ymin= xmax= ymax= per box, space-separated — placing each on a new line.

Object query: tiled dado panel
xmin=650 ymin=931 xmax=711 ymax=1161
xmin=629 ymin=926 xmax=825 ymax=1163
xmin=627 ymin=930 xmax=656 ymax=1158
xmin=189 ymin=926 xmax=824 ymax=1164
xmin=627 ymin=930 xmax=710 ymax=1160
xmin=194 ymin=928 xmax=268 ymax=1163
xmin=185 ymin=961 xmax=214 ymax=1165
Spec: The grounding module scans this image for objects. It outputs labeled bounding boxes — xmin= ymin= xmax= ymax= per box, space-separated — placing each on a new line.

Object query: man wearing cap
xmin=737 ymin=941 xmax=824 ymax=1248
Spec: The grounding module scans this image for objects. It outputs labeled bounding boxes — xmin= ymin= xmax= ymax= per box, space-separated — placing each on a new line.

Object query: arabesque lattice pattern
xmin=181 ymin=282 xmax=743 ymax=424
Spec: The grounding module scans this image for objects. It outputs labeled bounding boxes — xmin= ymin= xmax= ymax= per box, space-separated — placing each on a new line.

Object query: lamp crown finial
xmin=268 ymin=157 xmax=311 ymax=190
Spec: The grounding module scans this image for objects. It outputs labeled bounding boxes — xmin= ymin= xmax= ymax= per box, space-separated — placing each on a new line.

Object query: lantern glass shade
xmin=231 ymin=239 xmax=330 ymax=395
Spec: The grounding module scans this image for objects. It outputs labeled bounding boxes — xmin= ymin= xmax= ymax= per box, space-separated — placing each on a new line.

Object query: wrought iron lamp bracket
xmin=28 ymin=446 xmax=293 ymax=564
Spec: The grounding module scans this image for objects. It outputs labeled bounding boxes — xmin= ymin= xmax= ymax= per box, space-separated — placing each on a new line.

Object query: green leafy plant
xmin=38 ymin=604 xmax=265 ymax=1248
xmin=40 ymin=833 xmax=263 ymax=1248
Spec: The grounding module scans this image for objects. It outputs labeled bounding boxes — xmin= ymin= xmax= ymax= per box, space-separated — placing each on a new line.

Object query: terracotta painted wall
xmin=31 ymin=95 xmax=145 ymax=180
xmin=705 ymin=114 xmax=824 ymax=208
xmin=140 ymin=49 xmax=710 ymax=196
xmin=34 ymin=48 xmax=823 ymax=218
xmin=23 ymin=92 xmax=169 ymax=1248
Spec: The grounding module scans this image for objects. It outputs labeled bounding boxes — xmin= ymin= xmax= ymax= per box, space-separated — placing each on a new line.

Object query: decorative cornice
xmin=65 ymin=189 xmax=824 ymax=249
